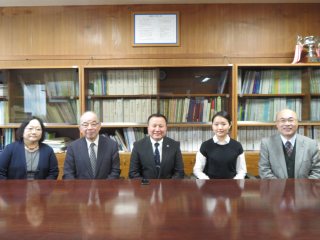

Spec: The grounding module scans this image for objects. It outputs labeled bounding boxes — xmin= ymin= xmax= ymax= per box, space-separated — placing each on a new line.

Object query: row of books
xmin=44 ymin=101 xmax=79 ymax=124
xmin=0 ymin=128 xmax=15 ymax=150
xmin=108 ymin=127 xmax=212 ymax=152
xmin=0 ymin=101 xmax=9 ymax=124
xmin=43 ymin=137 xmax=72 ymax=153
xmin=310 ymin=68 xmax=320 ymax=93
xmin=1 ymin=126 xmax=320 ymax=152
xmin=90 ymin=99 xmax=158 ymax=123
xmin=238 ymin=69 xmax=302 ymax=94
xmin=10 ymin=106 xmax=32 ymax=123
xmin=6 ymin=99 xmax=79 ymax=124
xmin=87 ymin=69 xmax=158 ymax=96
xmin=309 ymin=126 xmax=320 ymax=144
xmin=44 ymin=71 xmax=79 ymax=97
xmin=0 ymin=130 xmax=72 ymax=152
xmin=88 ymin=96 xmax=227 ymax=124
xmin=166 ymin=127 xmax=212 ymax=152
xmin=0 ymin=83 xmax=8 ymax=97
xmin=110 ymin=126 xmax=320 ymax=153
xmin=237 ymin=126 xmax=311 ymax=151
xmin=238 ymin=98 xmax=302 ymax=121
xmin=108 ymin=128 xmax=146 ymax=152
xmin=311 ymin=99 xmax=320 ymax=121
xmin=159 ymin=97 xmax=226 ymax=123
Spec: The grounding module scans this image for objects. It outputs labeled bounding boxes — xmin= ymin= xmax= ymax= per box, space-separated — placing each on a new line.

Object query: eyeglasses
xmin=277 ymin=118 xmax=297 ymax=124
xmin=81 ymin=122 xmax=100 ymax=128
xmin=25 ymin=127 xmax=42 ymax=132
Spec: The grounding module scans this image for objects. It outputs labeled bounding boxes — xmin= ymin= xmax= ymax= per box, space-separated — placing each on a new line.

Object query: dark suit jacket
xmin=129 ymin=136 xmax=184 ymax=179
xmin=0 ymin=141 xmax=59 ymax=179
xmin=63 ymin=135 xmax=120 ymax=179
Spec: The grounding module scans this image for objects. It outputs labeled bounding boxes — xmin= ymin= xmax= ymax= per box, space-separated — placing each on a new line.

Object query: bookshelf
xmin=2 ymin=63 xmax=320 ymax=177
xmin=236 ymin=64 xmax=320 ymax=160
xmin=83 ymin=65 xmax=234 ymax=153
xmin=0 ymin=67 xmax=81 ymax=149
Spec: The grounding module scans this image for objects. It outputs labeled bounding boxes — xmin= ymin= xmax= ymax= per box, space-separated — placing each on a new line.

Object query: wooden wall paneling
xmin=0 ymin=4 xmax=319 ymax=66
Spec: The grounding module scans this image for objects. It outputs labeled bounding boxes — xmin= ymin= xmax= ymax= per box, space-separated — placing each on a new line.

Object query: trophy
xmin=303 ymin=36 xmax=320 ymax=62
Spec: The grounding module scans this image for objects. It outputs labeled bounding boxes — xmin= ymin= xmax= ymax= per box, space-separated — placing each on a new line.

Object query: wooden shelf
xmin=87 ymin=94 xmax=158 ymax=99
xmin=238 ymin=93 xmax=305 ymax=98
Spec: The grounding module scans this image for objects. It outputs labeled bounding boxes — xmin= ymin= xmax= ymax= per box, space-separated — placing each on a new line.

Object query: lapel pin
xmin=166 ymin=145 xmax=170 ymax=147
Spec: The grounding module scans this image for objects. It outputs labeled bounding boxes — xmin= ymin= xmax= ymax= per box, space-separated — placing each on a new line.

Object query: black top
xmin=200 ymin=138 xmax=244 ymax=179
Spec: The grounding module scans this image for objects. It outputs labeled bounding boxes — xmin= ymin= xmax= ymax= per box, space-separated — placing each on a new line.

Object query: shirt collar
xmin=213 ymin=135 xmax=230 ymax=145
xmin=280 ymin=134 xmax=297 ymax=146
xmin=150 ymin=137 xmax=164 ymax=146
xmin=86 ymin=135 xmax=99 ymax=148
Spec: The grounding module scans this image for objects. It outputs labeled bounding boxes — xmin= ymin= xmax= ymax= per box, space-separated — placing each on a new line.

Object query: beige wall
xmin=0 ymin=4 xmax=319 ymax=67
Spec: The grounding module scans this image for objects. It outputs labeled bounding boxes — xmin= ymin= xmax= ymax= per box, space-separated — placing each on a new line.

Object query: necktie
xmin=89 ymin=143 xmax=97 ymax=175
xmin=285 ymin=141 xmax=293 ymax=157
xmin=154 ymin=142 xmax=160 ymax=171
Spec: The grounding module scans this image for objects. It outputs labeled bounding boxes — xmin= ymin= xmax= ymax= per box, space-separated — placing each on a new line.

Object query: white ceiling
xmin=0 ymin=0 xmax=315 ymax=7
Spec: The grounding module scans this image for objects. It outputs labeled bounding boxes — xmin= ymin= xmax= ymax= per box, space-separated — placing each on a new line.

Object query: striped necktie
xmin=285 ymin=141 xmax=293 ymax=157
xmin=89 ymin=143 xmax=97 ymax=175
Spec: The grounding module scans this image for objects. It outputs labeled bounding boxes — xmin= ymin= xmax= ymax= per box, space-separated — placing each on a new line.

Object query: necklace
xmin=24 ymin=144 xmax=39 ymax=152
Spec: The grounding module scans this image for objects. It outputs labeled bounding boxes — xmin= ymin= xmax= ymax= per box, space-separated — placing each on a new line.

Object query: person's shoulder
xmin=297 ymin=134 xmax=317 ymax=144
xmin=39 ymin=142 xmax=54 ymax=150
xmin=4 ymin=141 xmax=22 ymax=150
xmin=133 ymin=136 xmax=149 ymax=146
xmin=229 ymin=138 xmax=242 ymax=146
xmin=164 ymin=136 xmax=179 ymax=144
xmin=201 ymin=138 xmax=214 ymax=146
xmin=67 ymin=137 xmax=85 ymax=148
xmin=7 ymin=141 xmax=20 ymax=147
xmin=261 ymin=133 xmax=279 ymax=143
xmin=99 ymin=134 xmax=118 ymax=146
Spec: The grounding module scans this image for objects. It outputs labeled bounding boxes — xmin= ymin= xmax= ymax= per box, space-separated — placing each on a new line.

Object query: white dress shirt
xmin=150 ymin=137 xmax=164 ymax=163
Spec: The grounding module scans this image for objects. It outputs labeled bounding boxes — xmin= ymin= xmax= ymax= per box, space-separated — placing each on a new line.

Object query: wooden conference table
xmin=1 ymin=179 xmax=320 ymax=240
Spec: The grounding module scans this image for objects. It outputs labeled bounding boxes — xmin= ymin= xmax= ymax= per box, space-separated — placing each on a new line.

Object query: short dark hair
xmin=147 ymin=113 xmax=168 ymax=125
xmin=211 ymin=111 xmax=232 ymax=125
xmin=16 ymin=116 xmax=46 ymax=143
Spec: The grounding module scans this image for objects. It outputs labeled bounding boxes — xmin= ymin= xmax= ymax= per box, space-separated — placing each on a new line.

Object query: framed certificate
xmin=132 ymin=12 xmax=180 ymax=46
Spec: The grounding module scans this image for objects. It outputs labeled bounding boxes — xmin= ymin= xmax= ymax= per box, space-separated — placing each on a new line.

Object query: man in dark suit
xmin=259 ymin=109 xmax=320 ymax=179
xmin=129 ymin=113 xmax=184 ymax=179
xmin=63 ymin=111 xmax=120 ymax=179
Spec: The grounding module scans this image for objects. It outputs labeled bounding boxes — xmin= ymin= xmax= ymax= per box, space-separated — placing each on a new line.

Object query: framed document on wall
xmin=132 ymin=12 xmax=180 ymax=46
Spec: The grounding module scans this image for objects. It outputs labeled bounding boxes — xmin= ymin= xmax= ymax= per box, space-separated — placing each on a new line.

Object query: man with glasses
xmin=259 ymin=109 xmax=320 ymax=179
xmin=63 ymin=111 xmax=120 ymax=179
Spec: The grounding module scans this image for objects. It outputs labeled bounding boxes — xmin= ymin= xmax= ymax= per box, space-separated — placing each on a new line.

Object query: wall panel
xmin=0 ymin=4 xmax=319 ymax=66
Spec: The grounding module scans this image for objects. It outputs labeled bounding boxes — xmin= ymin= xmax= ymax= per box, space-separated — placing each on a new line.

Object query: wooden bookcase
xmin=236 ymin=64 xmax=320 ymax=150
xmin=2 ymin=63 xmax=320 ymax=178
xmin=0 ymin=67 xmax=81 ymax=149
xmin=83 ymin=65 xmax=234 ymax=153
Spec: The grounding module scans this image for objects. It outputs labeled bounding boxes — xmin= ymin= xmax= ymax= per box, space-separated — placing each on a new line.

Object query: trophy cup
xmin=303 ymin=36 xmax=320 ymax=62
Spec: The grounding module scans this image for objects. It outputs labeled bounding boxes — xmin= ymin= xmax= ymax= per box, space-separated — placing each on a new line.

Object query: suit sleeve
xmin=171 ymin=141 xmax=184 ymax=179
xmin=128 ymin=143 xmax=143 ymax=179
xmin=107 ymin=141 xmax=120 ymax=179
xmin=46 ymin=147 xmax=59 ymax=180
xmin=0 ymin=144 xmax=13 ymax=179
xmin=259 ymin=138 xmax=277 ymax=179
xmin=308 ymin=140 xmax=320 ymax=179
xmin=63 ymin=144 xmax=76 ymax=179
